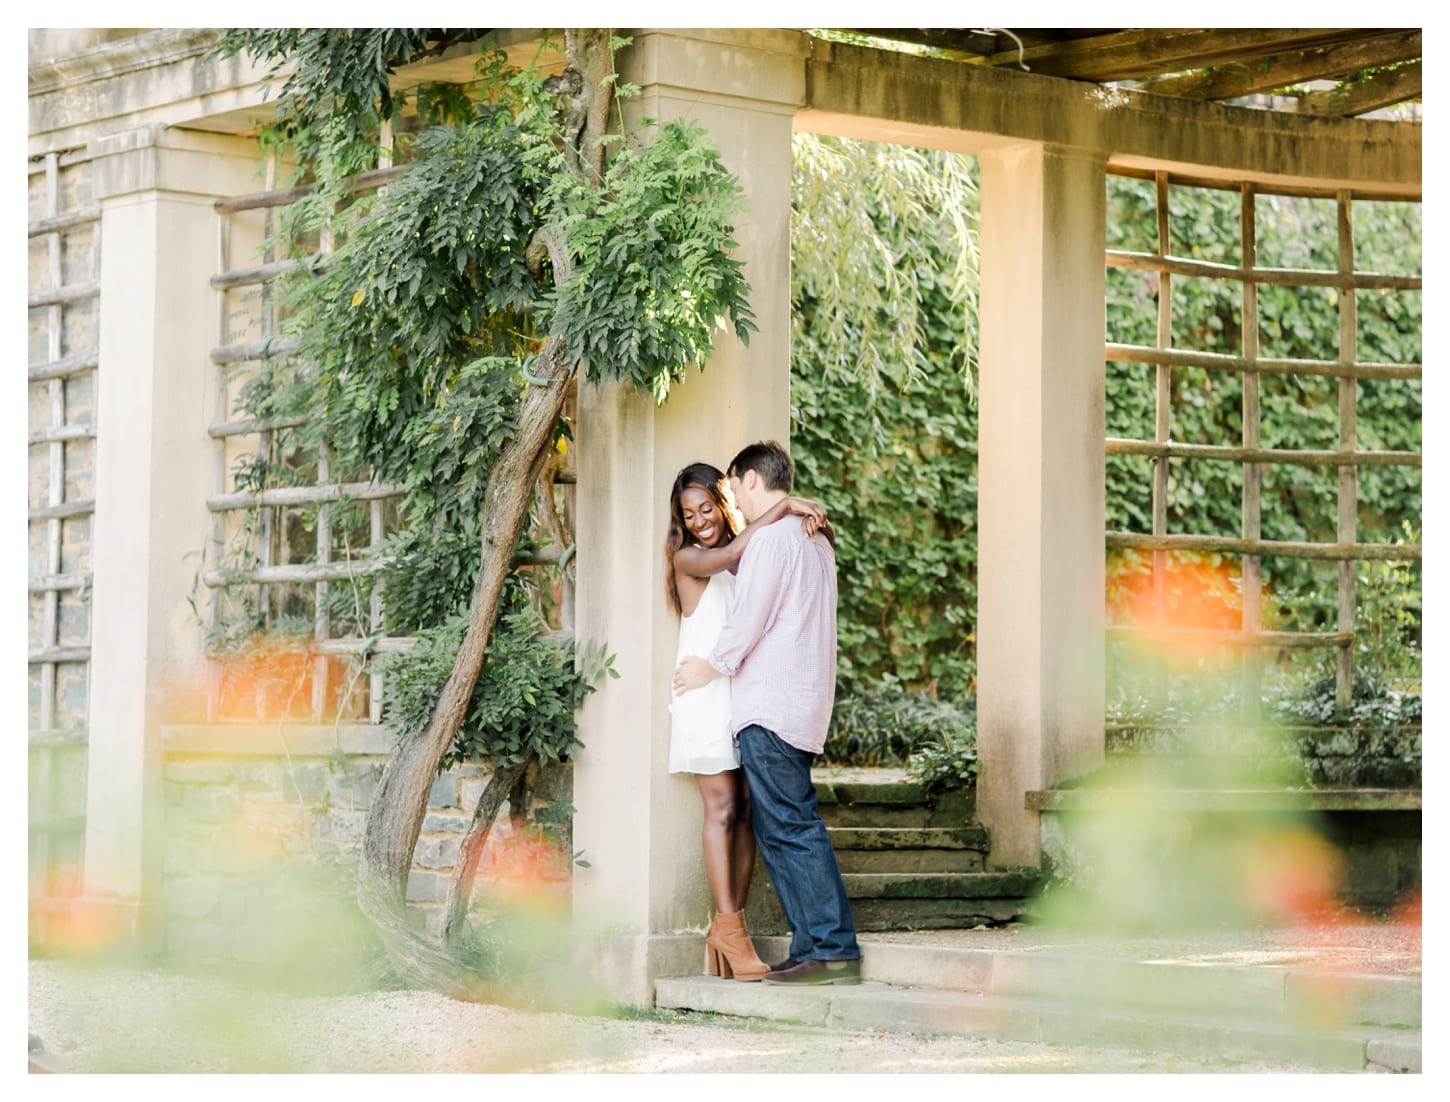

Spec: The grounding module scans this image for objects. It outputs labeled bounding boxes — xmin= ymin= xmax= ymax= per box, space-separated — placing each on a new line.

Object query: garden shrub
xmin=822 ymin=689 xmax=976 ymax=768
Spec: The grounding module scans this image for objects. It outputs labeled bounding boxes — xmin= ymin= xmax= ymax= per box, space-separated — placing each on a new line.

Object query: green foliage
xmin=547 ymin=118 xmax=757 ymax=401
xmin=792 ymin=134 xmax=977 ymax=390
xmin=375 ymin=579 xmax=607 ymax=771
xmin=823 ymin=689 xmax=976 ymax=768
xmin=1104 ymin=531 xmax=1422 ymax=731
xmin=249 ymin=36 xmax=756 ymax=535
xmin=1270 ymin=674 xmax=1422 ymax=729
xmin=791 ymin=134 xmax=979 ymax=700
xmin=793 ymin=154 xmax=1420 ymax=719
xmin=213 ymin=31 xmax=754 ymax=772
xmin=1351 ymin=525 xmax=1422 ymax=687
xmin=214 ymin=29 xmax=482 ymax=178
xmin=1105 ymin=182 xmax=1422 ymax=605
xmin=904 ymin=727 xmax=981 ymax=798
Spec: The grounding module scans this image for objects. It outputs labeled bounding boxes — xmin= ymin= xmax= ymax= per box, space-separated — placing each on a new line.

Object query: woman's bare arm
xmin=674 ymin=496 xmax=828 ymax=578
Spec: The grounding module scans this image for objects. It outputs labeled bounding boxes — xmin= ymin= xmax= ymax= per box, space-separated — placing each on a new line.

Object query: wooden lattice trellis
xmin=204 ymin=144 xmax=576 ymax=724
xmin=27 ymin=148 xmax=99 ymax=940
xmin=1103 ymin=168 xmax=1422 ymax=717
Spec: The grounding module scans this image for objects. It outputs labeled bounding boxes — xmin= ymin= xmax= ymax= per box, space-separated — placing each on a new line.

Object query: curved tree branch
xmin=357 ymin=27 xmax=617 ymax=996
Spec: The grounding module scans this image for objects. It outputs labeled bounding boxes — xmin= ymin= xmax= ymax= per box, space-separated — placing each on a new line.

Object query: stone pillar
xmin=975 ymin=142 xmax=1107 ymax=870
xmin=572 ymin=29 xmax=806 ymax=1007
xmin=79 ymin=126 xmax=260 ymax=947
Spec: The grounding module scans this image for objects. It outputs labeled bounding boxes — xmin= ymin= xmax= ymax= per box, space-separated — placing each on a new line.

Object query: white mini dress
xmin=668 ymin=572 xmax=739 ymax=775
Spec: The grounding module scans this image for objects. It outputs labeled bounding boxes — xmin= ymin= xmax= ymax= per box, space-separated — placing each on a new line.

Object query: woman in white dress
xmin=664 ymin=462 xmax=827 ymax=980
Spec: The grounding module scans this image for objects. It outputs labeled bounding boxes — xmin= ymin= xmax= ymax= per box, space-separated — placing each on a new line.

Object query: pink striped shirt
xmin=707 ymin=516 xmax=838 ymax=754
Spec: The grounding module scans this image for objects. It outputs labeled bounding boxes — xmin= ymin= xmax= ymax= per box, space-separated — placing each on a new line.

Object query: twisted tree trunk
xmin=440 ymin=756 xmax=531 ymax=947
xmin=356 ymin=28 xmax=615 ymax=997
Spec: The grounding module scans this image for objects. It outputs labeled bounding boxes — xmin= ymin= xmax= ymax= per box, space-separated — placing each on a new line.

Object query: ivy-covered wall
xmin=790 ymin=139 xmax=1422 ymax=725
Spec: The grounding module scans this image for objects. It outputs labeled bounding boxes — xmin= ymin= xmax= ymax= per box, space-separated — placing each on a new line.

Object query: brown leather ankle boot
xmin=705 ymin=909 xmax=769 ymax=981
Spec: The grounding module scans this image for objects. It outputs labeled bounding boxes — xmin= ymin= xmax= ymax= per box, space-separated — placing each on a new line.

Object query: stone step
xmin=808 ymin=771 xmax=1005 ymax=929
xmin=848 ymin=897 xmax=1033 ymax=930
xmin=834 ymin=848 xmax=985 ymax=874
xmin=827 ymin=826 xmax=989 ymax=851
xmin=743 ymin=883 xmax=1035 ymax=936
xmin=826 ymin=937 xmax=1421 ymax=1028
xmin=819 ymin=805 xmax=938 ymax=828
xmin=841 ymin=870 xmax=1041 ymax=900
xmin=816 ymin=779 xmax=928 ymax=805
xmin=654 ymin=975 xmax=1418 ymax=1072
xmin=814 ymin=775 xmax=975 ymax=830
xmin=659 ymin=933 xmax=1421 ymax=1070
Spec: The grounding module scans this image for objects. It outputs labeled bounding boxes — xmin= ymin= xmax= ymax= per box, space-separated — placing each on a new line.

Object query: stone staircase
xmin=656 ymin=931 xmax=1422 ymax=1072
xmin=745 ymin=770 xmax=1043 ymax=936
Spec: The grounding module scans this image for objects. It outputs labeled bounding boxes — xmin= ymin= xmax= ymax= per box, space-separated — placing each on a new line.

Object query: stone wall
xmin=1057 ymin=723 xmax=1425 ymax=914
xmin=1039 ymin=800 xmax=1420 ymax=919
xmin=159 ymin=723 xmax=572 ymax=963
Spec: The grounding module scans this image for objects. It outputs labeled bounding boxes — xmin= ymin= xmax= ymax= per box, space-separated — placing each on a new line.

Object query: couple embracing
xmin=666 ymin=440 xmax=861 ymax=985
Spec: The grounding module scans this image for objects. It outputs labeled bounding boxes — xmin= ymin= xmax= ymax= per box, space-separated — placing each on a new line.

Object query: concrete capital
xmin=621 ymin=29 xmax=807 ymax=111
xmin=92 ymin=125 xmax=261 ymax=202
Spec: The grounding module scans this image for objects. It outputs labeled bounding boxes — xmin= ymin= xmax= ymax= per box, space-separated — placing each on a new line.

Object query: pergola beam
xmin=802 ymin=39 xmax=1421 ymax=198
xmin=977 ymin=28 xmax=1387 ymax=81
xmin=1295 ymin=60 xmax=1422 ymax=117
xmin=1136 ymin=30 xmax=1420 ymax=100
xmin=848 ymin=27 xmax=1005 ymax=56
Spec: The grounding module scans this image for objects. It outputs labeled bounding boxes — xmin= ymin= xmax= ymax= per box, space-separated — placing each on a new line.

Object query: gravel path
xmin=30 ymin=960 xmax=1335 ymax=1074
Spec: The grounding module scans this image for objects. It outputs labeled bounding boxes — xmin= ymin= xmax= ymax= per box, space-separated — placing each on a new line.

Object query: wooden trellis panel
xmin=205 ymin=140 xmax=576 ymax=725
xmin=206 ymin=152 xmax=402 ymax=724
xmin=27 ymin=148 xmax=99 ymax=943
xmin=1105 ymin=169 xmax=1422 ymax=717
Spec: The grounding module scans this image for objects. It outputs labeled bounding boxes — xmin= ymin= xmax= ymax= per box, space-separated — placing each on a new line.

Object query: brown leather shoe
xmin=761 ymin=957 xmax=861 ymax=985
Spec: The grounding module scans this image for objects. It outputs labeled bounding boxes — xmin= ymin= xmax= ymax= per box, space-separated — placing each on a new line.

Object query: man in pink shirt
xmin=674 ymin=441 xmax=862 ymax=984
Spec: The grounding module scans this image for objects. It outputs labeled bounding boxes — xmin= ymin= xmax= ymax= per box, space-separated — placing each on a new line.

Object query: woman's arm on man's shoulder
xmin=674 ymin=496 xmax=828 ymax=578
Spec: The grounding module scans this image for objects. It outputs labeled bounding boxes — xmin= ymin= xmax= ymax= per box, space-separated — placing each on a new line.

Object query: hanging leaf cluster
xmin=217 ymin=30 xmax=754 ymax=767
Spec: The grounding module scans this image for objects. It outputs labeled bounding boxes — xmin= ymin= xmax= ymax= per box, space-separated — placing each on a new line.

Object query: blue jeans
xmin=738 ymin=724 xmax=860 ymax=962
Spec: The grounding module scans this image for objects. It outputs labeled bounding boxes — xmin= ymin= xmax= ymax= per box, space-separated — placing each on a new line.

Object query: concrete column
xmin=975 ymin=142 xmax=1107 ymax=870
xmin=79 ymin=126 xmax=259 ymax=947
xmin=572 ymin=29 xmax=805 ymax=1007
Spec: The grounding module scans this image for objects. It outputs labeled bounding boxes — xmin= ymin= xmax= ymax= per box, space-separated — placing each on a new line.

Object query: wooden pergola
xmin=848 ymin=28 xmax=1422 ymax=118
xmin=29 ymin=29 xmax=1421 ymax=1002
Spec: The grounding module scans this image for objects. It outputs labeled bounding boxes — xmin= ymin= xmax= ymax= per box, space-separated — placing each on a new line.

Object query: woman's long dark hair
xmin=664 ymin=462 xmax=740 ymax=617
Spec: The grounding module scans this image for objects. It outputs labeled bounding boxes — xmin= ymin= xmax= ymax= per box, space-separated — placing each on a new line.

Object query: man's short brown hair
xmin=727 ymin=440 xmax=793 ymax=493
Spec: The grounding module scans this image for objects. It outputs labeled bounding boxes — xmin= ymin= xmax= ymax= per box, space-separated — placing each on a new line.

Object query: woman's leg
xmin=729 ymin=770 xmax=757 ymax=910
xmin=695 ymin=771 xmax=742 ymax=913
